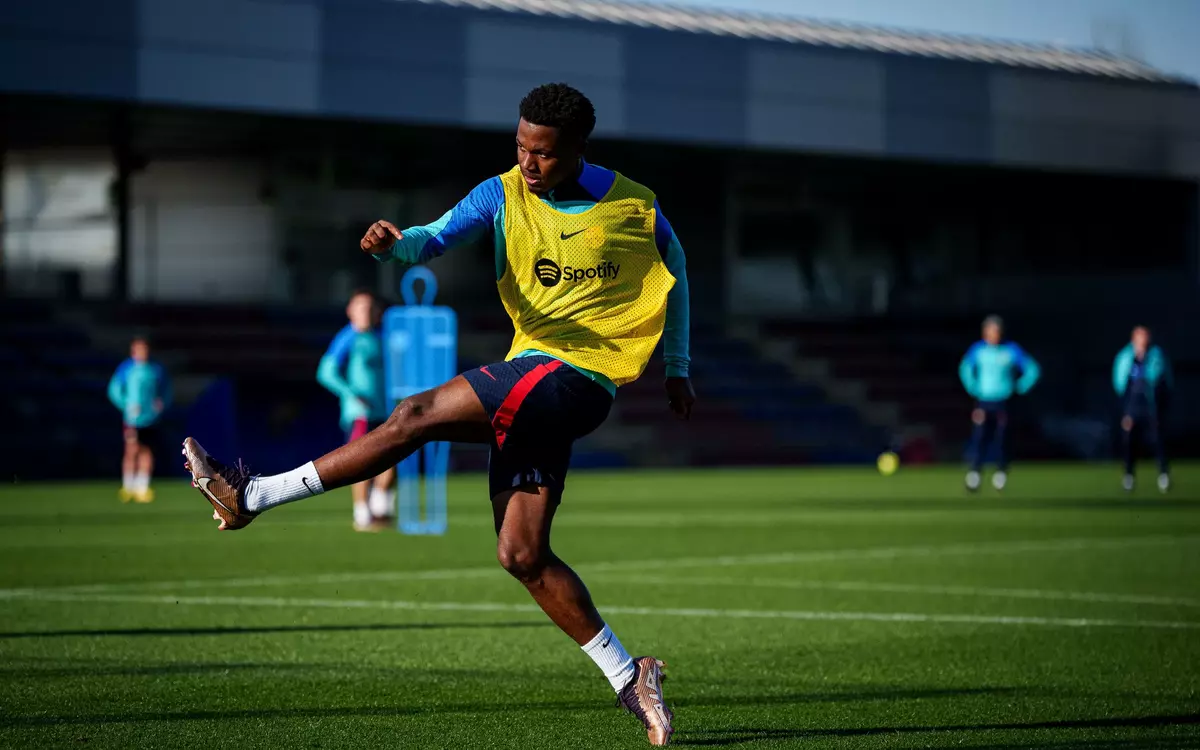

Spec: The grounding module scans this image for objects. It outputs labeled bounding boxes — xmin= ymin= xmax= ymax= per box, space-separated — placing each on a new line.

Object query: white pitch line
xmin=593 ymin=574 xmax=1200 ymax=608
xmin=0 ymin=568 xmax=504 ymax=597
xmin=1 ymin=534 xmax=1194 ymax=598
xmin=6 ymin=591 xmax=1199 ymax=631
xmin=579 ymin=534 xmax=1200 ymax=572
xmin=30 ymin=567 xmax=501 ymax=595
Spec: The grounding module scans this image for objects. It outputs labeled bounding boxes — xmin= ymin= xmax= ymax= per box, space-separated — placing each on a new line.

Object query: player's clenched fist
xmin=360 ymin=220 xmax=402 ymax=254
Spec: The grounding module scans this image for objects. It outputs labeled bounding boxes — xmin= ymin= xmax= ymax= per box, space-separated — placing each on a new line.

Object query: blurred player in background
xmin=1113 ymin=325 xmax=1173 ymax=492
xmin=183 ymin=83 xmax=690 ymax=746
xmin=958 ymin=315 xmax=1040 ymax=492
xmin=317 ymin=289 xmax=396 ymax=531
xmin=107 ymin=336 xmax=171 ymax=503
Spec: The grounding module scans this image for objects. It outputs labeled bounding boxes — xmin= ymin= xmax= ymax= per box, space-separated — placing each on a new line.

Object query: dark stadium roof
xmin=407 ymin=0 xmax=1185 ymax=83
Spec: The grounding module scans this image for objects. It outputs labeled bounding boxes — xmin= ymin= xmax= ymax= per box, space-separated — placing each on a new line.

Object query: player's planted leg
xmin=350 ymin=478 xmax=373 ymax=531
xmin=493 ymin=487 xmax=607 ymax=644
xmin=120 ymin=431 xmax=138 ymax=502
xmin=492 ymin=486 xmax=673 ymax=746
xmin=991 ymin=410 xmax=1008 ymax=491
xmin=183 ymin=376 xmax=491 ymax=530
xmin=369 ymin=467 xmax=398 ymax=523
xmin=135 ymin=442 xmax=155 ymax=503
xmin=1146 ymin=413 xmax=1170 ymax=493
xmin=1121 ymin=414 xmax=1137 ymax=491
xmin=965 ymin=408 xmax=988 ymax=492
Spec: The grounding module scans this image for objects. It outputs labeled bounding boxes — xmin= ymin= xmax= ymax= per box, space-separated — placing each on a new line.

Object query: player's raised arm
xmin=360 ymin=177 xmax=504 ymax=266
xmin=360 ymin=220 xmax=403 ymax=255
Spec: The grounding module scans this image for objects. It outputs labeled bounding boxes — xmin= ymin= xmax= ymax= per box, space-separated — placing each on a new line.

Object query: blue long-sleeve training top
xmin=374 ymin=160 xmax=690 ymax=396
xmin=958 ymin=341 xmax=1040 ymax=403
xmin=317 ymin=324 xmax=390 ymax=430
xmin=1113 ymin=344 xmax=1171 ymax=405
xmin=107 ymin=359 xmax=171 ymax=428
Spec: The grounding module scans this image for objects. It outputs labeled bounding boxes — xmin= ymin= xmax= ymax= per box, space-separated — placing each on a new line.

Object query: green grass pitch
xmin=1 ymin=464 xmax=1198 ymax=749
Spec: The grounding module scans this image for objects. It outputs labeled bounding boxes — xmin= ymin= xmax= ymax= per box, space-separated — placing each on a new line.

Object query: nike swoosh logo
xmin=196 ymin=476 xmax=232 ymax=513
xmin=560 ymin=229 xmax=588 ymax=240
xmin=601 ymin=637 xmax=612 ymax=649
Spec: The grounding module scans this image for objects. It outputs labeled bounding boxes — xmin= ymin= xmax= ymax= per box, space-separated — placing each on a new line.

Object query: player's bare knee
xmin=496 ymin=540 xmax=546 ymax=582
xmin=382 ymin=396 xmax=432 ymax=444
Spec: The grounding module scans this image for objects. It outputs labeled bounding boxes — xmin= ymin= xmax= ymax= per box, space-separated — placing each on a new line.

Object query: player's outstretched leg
xmin=183 ymin=375 xmax=491 ymax=530
xmin=492 ymin=486 xmax=673 ymax=746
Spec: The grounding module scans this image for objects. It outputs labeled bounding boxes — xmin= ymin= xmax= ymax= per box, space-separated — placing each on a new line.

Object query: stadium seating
xmin=1 ymin=297 xmax=884 ymax=478
xmin=9 ymin=293 xmax=1192 ymax=480
xmin=759 ymin=311 xmax=1200 ymax=462
xmin=0 ymin=300 xmax=132 ymax=480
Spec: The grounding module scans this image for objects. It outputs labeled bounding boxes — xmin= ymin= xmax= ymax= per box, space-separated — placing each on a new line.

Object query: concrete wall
xmin=2 ymin=150 xmax=117 ymax=298
xmin=129 ymin=161 xmax=279 ymax=302
xmin=2 ymin=0 xmax=1198 ymax=179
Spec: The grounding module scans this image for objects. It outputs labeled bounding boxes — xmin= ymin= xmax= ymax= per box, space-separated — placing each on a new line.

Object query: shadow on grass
xmin=779 ymin=498 xmax=1200 ymax=512
xmin=675 ymin=686 xmax=1021 ymax=709
xmin=959 ymin=738 xmax=1199 ymax=750
xmin=673 ymin=714 xmax=1200 ymax=747
xmin=0 ymin=620 xmax=550 ymax=640
xmin=0 ymin=687 xmax=1042 ymax=728
xmin=0 ymin=662 xmax=326 ymax=679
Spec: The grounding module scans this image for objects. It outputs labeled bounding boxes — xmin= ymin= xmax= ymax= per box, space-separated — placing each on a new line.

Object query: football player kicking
xmin=182 ymin=83 xmax=692 ymax=746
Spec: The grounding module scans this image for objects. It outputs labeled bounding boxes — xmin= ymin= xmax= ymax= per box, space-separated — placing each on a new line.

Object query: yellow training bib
xmin=497 ymin=167 xmax=675 ymax=386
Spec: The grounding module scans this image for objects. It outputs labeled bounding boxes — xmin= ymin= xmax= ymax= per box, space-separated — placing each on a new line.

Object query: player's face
xmin=347 ymin=294 xmax=376 ymax=332
xmin=1132 ymin=327 xmax=1150 ymax=355
xmin=130 ymin=340 xmax=149 ymax=362
xmin=516 ymin=119 xmax=582 ymax=196
xmin=983 ymin=323 xmax=1002 ymax=345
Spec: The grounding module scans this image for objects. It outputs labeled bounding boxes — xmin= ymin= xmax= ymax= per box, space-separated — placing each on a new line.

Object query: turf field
xmin=2 ymin=464 xmax=1198 ymax=749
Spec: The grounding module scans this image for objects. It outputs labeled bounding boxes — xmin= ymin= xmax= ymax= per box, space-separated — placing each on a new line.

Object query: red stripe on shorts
xmin=492 ymin=360 xmax=563 ymax=449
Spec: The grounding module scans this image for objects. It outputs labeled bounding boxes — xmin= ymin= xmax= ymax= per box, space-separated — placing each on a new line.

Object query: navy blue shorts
xmin=1124 ymin=394 xmax=1155 ymax=420
xmin=124 ymin=424 xmax=162 ymax=452
xmin=463 ymin=356 xmax=612 ymax=500
xmin=976 ymin=399 xmax=1008 ymax=415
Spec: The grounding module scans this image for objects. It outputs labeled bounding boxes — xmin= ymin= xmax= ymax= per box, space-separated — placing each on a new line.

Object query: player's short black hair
xmin=519 ymin=83 xmax=596 ymax=145
xmin=131 ymin=333 xmax=151 ymax=347
xmin=349 ymin=287 xmax=378 ymax=305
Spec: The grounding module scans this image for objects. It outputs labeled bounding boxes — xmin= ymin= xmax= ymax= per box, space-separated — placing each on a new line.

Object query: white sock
xmin=353 ymin=503 xmax=372 ymax=528
xmin=582 ymin=624 xmax=635 ymax=693
xmin=134 ymin=473 xmax=150 ymax=492
xmin=244 ymin=462 xmax=325 ymax=513
xmin=369 ymin=487 xmax=395 ymax=518
xmin=122 ymin=472 xmax=135 ymax=491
